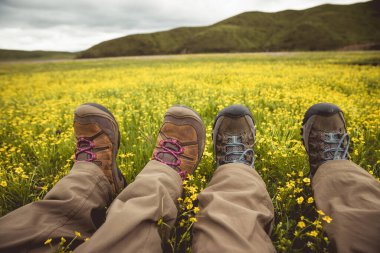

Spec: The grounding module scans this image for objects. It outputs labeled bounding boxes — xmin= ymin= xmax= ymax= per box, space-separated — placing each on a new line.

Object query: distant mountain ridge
xmin=78 ymin=0 xmax=380 ymax=58
xmin=0 ymin=49 xmax=75 ymax=61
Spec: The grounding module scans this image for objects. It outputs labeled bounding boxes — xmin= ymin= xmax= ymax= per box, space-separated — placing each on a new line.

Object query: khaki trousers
xmin=313 ymin=160 xmax=380 ymax=253
xmin=0 ymin=160 xmax=379 ymax=253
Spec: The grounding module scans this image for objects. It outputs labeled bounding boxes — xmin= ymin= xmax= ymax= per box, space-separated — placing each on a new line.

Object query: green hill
xmin=0 ymin=49 xmax=76 ymax=62
xmin=78 ymin=0 xmax=380 ymax=58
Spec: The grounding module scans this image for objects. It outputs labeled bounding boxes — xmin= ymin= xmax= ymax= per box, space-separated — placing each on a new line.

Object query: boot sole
xmin=301 ymin=102 xmax=344 ymax=145
xmin=212 ymin=104 xmax=254 ymax=130
xmin=302 ymin=103 xmax=343 ymax=125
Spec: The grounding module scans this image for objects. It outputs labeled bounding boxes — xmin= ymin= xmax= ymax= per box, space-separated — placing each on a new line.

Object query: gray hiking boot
xmin=301 ymin=103 xmax=350 ymax=177
xmin=74 ymin=103 xmax=127 ymax=195
xmin=152 ymin=105 xmax=206 ymax=180
xmin=213 ymin=105 xmax=255 ymax=168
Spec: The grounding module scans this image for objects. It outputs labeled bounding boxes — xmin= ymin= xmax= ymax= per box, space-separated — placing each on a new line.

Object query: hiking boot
xmin=301 ymin=103 xmax=350 ymax=177
xmin=213 ymin=105 xmax=255 ymax=168
xmin=74 ymin=103 xmax=127 ymax=194
xmin=152 ymin=105 xmax=206 ymax=180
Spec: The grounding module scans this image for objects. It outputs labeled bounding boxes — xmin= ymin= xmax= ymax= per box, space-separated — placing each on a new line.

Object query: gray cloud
xmin=0 ymin=0 xmax=369 ymax=51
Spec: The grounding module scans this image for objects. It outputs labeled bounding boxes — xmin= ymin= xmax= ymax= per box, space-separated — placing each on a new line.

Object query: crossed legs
xmin=0 ymin=103 xmax=379 ymax=253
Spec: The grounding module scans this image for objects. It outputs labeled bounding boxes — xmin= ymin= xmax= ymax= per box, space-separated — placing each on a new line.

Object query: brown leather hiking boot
xmin=301 ymin=103 xmax=350 ymax=177
xmin=213 ymin=105 xmax=255 ymax=168
xmin=74 ymin=103 xmax=127 ymax=194
xmin=152 ymin=105 xmax=206 ymax=179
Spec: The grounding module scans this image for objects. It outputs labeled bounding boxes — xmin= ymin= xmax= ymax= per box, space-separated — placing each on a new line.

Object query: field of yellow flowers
xmin=0 ymin=52 xmax=379 ymax=252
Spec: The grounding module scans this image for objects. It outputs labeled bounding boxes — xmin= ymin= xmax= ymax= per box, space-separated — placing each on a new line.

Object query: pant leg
xmin=192 ymin=163 xmax=275 ymax=253
xmin=312 ymin=160 xmax=380 ymax=253
xmin=74 ymin=160 xmax=182 ymax=253
xmin=0 ymin=161 xmax=112 ymax=253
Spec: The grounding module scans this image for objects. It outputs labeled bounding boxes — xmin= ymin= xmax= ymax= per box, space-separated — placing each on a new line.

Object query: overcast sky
xmin=0 ymin=0 xmax=369 ymax=52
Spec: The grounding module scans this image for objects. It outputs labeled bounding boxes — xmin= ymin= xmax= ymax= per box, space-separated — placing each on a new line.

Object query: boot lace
xmin=223 ymin=135 xmax=254 ymax=167
xmin=75 ymin=137 xmax=96 ymax=161
xmin=153 ymin=139 xmax=188 ymax=179
xmin=322 ymin=132 xmax=350 ymax=160
xmin=153 ymin=139 xmax=184 ymax=166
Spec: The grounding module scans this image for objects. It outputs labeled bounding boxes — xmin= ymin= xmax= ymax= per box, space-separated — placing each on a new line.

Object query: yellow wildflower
xmin=60 ymin=237 xmax=66 ymax=244
xmin=74 ymin=231 xmax=81 ymax=237
xmin=186 ymin=202 xmax=193 ymax=210
xmin=313 ymin=220 xmax=323 ymax=229
xmin=44 ymin=238 xmax=52 ymax=245
xmin=296 ymin=196 xmax=304 ymax=204
xmin=322 ymin=215 xmax=333 ymax=223
xmin=15 ymin=167 xmax=24 ymax=174
xmin=0 ymin=181 xmax=7 ymax=187
xmin=303 ymin=177 xmax=311 ymax=185
xmin=317 ymin=210 xmax=325 ymax=216
xmin=190 ymin=193 xmax=198 ymax=201
xmin=297 ymin=221 xmax=306 ymax=228
xmin=307 ymin=231 xmax=318 ymax=237
xmin=307 ymin=197 xmax=314 ymax=204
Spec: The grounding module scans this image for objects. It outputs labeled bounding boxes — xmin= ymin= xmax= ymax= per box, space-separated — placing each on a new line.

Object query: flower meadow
xmin=0 ymin=52 xmax=379 ymax=252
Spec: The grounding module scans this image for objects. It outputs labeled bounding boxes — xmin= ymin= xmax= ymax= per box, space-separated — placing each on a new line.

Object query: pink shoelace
xmin=75 ymin=137 xmax=96 ymax=162
xmin=178 ymin=170 xmax=188 ymax=181
xmin=153 ymin=139 xmax=188 ymax=180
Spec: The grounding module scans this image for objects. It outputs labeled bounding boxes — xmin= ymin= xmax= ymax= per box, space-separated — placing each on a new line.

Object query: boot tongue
xmin=77 ymin=153 xmax=87 ymax=160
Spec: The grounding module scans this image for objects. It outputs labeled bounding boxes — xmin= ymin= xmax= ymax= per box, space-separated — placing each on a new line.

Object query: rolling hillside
xmin=0 ymin=49 xmax=76 ymax=62
xmin=78 ymin=0 xmax=380 ymax=58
